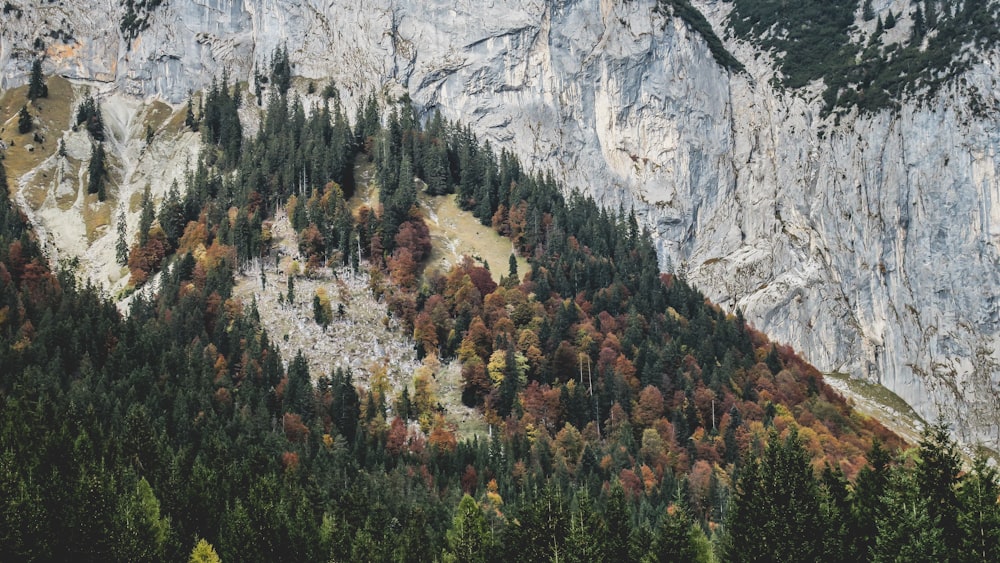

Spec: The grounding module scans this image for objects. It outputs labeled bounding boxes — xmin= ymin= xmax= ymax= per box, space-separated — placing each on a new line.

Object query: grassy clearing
xmin=419 ymin=191 xmax=530 ymax=284
xmin=0 ymin=76 xmax=74 ymax=180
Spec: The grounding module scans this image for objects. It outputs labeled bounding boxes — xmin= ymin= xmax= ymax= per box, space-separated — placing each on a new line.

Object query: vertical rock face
xmin=3 ymin=0 xmax=1000 ymax=448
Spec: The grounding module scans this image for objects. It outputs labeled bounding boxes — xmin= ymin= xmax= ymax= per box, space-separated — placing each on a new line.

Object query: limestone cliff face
xmin=3 ymin=0 xmax=1000 ymax=447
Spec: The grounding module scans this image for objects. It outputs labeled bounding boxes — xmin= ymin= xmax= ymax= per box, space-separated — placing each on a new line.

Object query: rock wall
xmin=3 ymin=0 xmax=1000 ymax=448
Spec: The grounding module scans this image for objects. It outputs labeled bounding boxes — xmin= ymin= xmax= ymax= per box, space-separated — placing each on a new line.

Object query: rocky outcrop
xmin=3 ymin=0 xmax=1000 ymax=448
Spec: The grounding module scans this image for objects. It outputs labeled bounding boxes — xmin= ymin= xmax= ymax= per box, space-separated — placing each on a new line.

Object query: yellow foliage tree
xmin=189 ymin=538 xmax=221 ymax=563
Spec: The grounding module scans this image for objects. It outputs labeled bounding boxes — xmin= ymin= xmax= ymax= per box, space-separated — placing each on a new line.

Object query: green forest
xmin=728 ymin=0 xmax=1000 ymax=113
xmin=2 ymin=60 xmax=999 ymax=560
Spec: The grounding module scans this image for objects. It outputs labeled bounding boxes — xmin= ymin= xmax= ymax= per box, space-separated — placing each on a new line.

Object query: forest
xmin=728 ymin=0 xmax=1000 ymax=114
xmin=1 ymin=56 xmax=999 ymax=561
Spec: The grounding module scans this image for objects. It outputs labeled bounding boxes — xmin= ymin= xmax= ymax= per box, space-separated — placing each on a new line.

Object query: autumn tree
xmin=189 ymin=538 xmax=221 ymax=563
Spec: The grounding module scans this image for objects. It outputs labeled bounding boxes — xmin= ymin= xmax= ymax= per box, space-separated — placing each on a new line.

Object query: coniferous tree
xmin=27 ymin=58 xmax=47 ymax=100
xmin=138 ymin=185 xmax=155 ymax=246
xmin=284 ymin=350 xmax=312 ymax=418
xmin=116 ymin=211 xmax=129 ymax=265
xmin=17 ymin=105 xmax=31 ymax=134
xmin=442 ymin=495 xmax=491 ymax=563
xmin=88 ymin=142 xmax=107 ymax=201
xmin=645 ymin=503 xmax=712 ymax=563
xmin=863 ymin=0 xmax=875 ymax=21
xmin=872 ymin=469 xmax=946 ymax=562
xmin=76 ymin=93 xmax=104 ymax=141
xmin=958 ymin=455 xmax=1000 ymax=561
xmin=725 ymin=429 xmax=825 ymax=562
xmin=184 ymin=95 xmax=198 ymax=131
xmin=916 ymin=422 xmax=962 ymax=554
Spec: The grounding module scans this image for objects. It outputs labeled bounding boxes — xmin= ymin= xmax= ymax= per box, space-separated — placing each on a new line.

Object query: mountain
xmin=3 ymin=0 xmax=1000 ymax=450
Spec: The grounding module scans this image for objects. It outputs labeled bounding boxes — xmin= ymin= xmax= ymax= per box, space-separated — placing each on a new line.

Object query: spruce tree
xmin=17 ymin=105 xmax=32 ymax=134
xmin=724 ymin=429 xmax=825 ymax=562
xmin=27 ymin=58 xmax=47 ymax=100
xmin=916 ymin=422 xmax=962 ymax=554
xmin=88 ymin=142 xmax=107 ymax=201
xmin=442 ymin=495 xmax=491 ymax=563
xmin=138 ymin=185 xmax=154 ymax=246
xmin=116 ymin=211 xmax=128 ymax=265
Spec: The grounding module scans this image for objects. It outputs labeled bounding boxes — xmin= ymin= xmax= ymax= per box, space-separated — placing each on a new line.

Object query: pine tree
xmin=88 ymin=142 xmax=107 ymax=201
xmin=184 ymin=95 xmax=198 ymax=131
xmin=646 ymin=503 xmax=712 ymax=563
xmin=872 ymin=470 xmax=945 ymax=562
xmin=958 ymin=455 xmax=1000 ymax=561
xmin=912 ymin=6 xmax=926 ymax=41
xmin=885 ymin=10 xmax=896 ymax=29
xmin=850 ymin=439 xmax=892 ymax=558
xmin=915 ymin=422 xmax=962 ymax=554
xmin=116 ymin=211 xmax=129 ymax=265
xmin=284 ymin=349 xmax=312 ymax=418
xmin=138 ymin=185 xmax=155 ymax=246
xmin=16 ymin=105 xmax=33 ymax=137
xmin=442 ymin=495 xmax=491 ymax=563
xmin=724 ymin=429 xmax=825 ymax=562
xmin=27 ymin=58 xmax=47 ymax=100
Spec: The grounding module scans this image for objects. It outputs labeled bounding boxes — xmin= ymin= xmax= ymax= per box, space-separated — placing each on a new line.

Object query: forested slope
xmin=1 ymin=66 xmax=999 ymax=560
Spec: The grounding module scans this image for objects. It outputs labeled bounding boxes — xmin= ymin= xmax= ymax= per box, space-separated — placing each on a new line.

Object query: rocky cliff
xmin=3 ymin=0 xmax=1000 ymax=448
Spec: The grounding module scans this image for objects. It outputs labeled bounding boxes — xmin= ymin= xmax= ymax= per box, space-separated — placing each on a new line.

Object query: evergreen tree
xmin=863 ymin=0 xmax=875 ymax=21
xmin=138 ymin=185 xmax=155 ymax=246
xmin=916 ymin=422 xmax=962 ymax=555
xmin=645 ymin=503 xmax=712 ymax=563
xmin=284 ymin=350 xmax=312 ymax=418
xmin=28 ymin=58 xmax=47 ymax=100
xmin=912 ymin=5 xmax=926 ymax=41
xmin=872 ymin=470 xmax=946 ymax=562
xmin=565 ymin=489 xmax=607 ymax=562
xmin=116 ymin=211 xmax=129 ymax=265
xmin=17 ymin=105 xmax=31 ymax=135
xmin=958 ymin=455 xmax=1000 ymax=561
xmin=88 ymin=142 xmax=107 ymax=201
xmin=442 ymin=495 xmax=492 ymax=563
xmin=184 ymin=95 xmax=198 ymax=131
xmin=158 ymin=180 xmax=185 ymax=249
xmin=76 ymin=93 xmax=105 ymax=141
xmin=270 ymin=45 xmax=291 ymax=96
xmin=724 ymin=429 xmax=825 ymax=562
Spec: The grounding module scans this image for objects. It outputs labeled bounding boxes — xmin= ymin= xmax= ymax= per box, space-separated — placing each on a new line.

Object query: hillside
xmin=4 ymin=0 xmax=1000 ymax=451
xmin=4 ymin=59 xmax=1000 ymax=560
